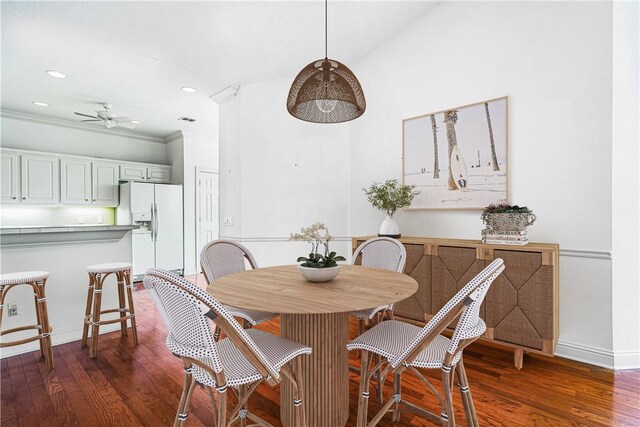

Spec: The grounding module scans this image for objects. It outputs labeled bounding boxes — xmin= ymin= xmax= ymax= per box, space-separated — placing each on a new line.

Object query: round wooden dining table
xmin=208 ymin=264 xmax=418 ymax=427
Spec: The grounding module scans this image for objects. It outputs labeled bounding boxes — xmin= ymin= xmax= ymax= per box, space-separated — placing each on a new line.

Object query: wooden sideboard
xmin=352 ymin=236 xmax=559 ymax=369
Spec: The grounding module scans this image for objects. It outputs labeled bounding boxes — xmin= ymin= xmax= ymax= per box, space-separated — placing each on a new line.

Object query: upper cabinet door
xmin=61 ymin=158 xmax=92 ymax=205
xmin=1 ymin=152 xmax=20 ymax=203
xmin=92 ymin=161 xmax=119 ymax=206
xmin=120 ymin=164 xmax=146 ymax=182
xmin=146 ymin=165 xmax=171 ymax=183
xmin=21 ymin=154 xmax=59 ymax=204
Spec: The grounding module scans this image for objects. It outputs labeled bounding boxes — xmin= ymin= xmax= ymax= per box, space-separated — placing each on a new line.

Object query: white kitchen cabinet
xmin=120 ymin=163 xmax=172 ymax=183
xmin=92 ymin=161 xmax=119 ymax=206
xmin=146 ymin=165 xmax=171 ymax=183
xmin=61 ymin=158 xmax=92 ymax=205
xmin=120 ymin=164 xmax=147 ymax=182
xmin=20 ymin=154 xmax=59 ymax=204
xmin=1 ymin=152 xmax=20 ymax=204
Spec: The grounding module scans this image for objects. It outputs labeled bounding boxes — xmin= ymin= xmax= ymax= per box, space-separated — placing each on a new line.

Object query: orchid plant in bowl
xmin=290 ymin=222 xmax=346 ymax=282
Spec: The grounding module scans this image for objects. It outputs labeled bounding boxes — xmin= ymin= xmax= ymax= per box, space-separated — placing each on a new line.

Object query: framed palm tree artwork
xmin=402 ymin=96 xmax=508 ymax=210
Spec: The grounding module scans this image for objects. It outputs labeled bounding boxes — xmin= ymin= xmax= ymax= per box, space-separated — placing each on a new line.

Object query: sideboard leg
xmin=514 ymin=349 xmax=524 ymax=370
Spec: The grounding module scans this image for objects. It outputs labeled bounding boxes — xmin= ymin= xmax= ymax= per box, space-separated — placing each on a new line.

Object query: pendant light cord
xmin=325 ymin=0 xmax=328 ymax=58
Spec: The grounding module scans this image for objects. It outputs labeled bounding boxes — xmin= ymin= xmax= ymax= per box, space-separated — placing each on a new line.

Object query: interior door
xmin=196 ymin=170 xmax=219 ymax=260
xmin=154 ymin=184 xmax=184 ymax=273
xmin=61 ymin=158 xmax=92 ymax=205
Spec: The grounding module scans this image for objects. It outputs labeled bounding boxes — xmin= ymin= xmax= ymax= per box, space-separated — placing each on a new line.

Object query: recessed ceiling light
xmin=46 ymin=70 xmax=67 ymax=79
xmin=33 ymin=101 xmax=49 ymax=107
xmin=181 ymin=86 xmax=197 ymax=93
xmin=131 ymin=120 xmax=141 ymax=124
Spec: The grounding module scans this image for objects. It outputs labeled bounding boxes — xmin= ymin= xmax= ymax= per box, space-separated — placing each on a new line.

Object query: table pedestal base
xmin=280 ymin=312 xmax=349 ymax=427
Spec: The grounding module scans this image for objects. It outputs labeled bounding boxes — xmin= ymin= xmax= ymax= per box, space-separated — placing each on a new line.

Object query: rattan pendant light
xmin=287 ymin=0 xmax=366 ymax=123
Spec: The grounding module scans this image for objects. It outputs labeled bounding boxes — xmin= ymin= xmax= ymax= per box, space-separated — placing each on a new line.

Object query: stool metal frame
xmin=82 ymin=268 xmax=138 ymax=358
xmin=0 ymin=273 xmax=54 ymax=370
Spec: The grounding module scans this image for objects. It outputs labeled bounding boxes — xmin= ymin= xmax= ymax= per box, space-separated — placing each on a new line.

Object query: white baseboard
xmin=555 ymin=340 xmax=615 ymax=369
xmin=0 ymin=323 xmax=121 ymax=359
xmin=613 ymin=350 xmax=640 ymax=370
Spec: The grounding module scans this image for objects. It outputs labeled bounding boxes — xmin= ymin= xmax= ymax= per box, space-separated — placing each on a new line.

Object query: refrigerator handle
xmin=154 ymin=203 xmax=159 ymax=241
xmin=150 ymin=203 xmax=155 ymax=241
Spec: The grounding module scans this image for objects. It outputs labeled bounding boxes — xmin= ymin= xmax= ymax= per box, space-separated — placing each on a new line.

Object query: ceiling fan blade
xmin=112 ymin=116 xmax=132 ymax=123
xmin=116 ymin=121 xmax=137 ymax=129
xmin=81 ymin=119 xmax=101 ymax=122
xmin=74 ymin=112 xmax=99 ymax=119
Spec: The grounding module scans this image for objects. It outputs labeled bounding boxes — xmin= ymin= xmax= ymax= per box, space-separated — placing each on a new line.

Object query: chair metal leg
xmin=293 ymin=357 xmax=307 ymax=427
xmin=33 ymin=286 xmax=45 ymax=357
xmin=374 ymin=354 xmax=383 ymax=405
xmin=35 ymin=279 xmax=54 ymax=370
xmin=174 ymin=363 xmax=195 ymax=427
xmin=81 ymin=273 xmax=95 ymax=348
xmin=457 ymin=358 xmax=479 ymax=427
xmin=90 ymin=273 xmax=105 ymax=358
xmin=217 ymin=382 xmax=228 ymax=427
xmin=441 ymin=365 xmax=456 ymax=427
xmin=205 ymin=386 xmax=220 ymax=424
xmin=116 ymin=272 xmax=128 ymax=336
xmin=392 ymin=372 xmax=401 ymax=422
xmin=356 ymin=350 xmax=372 ymax=427
xmin=124 ymin=270 xmax=139 ymax=346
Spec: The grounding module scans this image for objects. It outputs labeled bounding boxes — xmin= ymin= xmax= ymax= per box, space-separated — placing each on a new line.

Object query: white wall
xmin=1 ymin=114 xmax=167 ymax=164
xmin=182 ymin=129 xmax=220 ymax=274
xmin=219 ymin=78 xmax=351 ymax=266
xmin=348 ymin=1 xmax=622 ymax=367
xmin=611 ymin=0 xmax=640 ymax=370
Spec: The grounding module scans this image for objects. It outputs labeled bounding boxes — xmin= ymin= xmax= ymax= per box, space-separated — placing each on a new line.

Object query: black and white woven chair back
xmin=352 ymin=237 xmax=407 ymax=273
xmin=143 ymin=268 xmax=279 ymax=379
xmin=200 ymin=240 xmax=258 ymax=281
xmin=391 ymin=258 xmax=505 ymax=368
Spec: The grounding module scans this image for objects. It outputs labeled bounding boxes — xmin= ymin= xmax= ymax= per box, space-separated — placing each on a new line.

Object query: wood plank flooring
xmin=1 ymin=281 xmax=639 ymax=426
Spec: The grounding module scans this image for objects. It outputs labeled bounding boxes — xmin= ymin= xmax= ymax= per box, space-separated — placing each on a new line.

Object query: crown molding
xmin=0 ymin=109 xmax=166 ymax=143
xmin=163 ymin=130 xmax=184 ymax=143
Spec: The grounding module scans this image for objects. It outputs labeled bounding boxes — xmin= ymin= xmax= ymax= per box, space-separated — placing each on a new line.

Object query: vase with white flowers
xmin=290 ymin=222 xmax=346 ymax=282
xmin=363 ymin=179 xmax=420 ymax=238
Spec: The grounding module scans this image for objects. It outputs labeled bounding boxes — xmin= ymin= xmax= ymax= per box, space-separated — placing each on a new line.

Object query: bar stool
xmin=82 ymin=263 xmax=138 ymax=358
xmin=0 ymin=271 xmax=54 ymax=370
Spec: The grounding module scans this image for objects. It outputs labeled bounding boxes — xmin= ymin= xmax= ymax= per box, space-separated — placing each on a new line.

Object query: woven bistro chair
xmin=201 ymin=240 xmax=277 ymax=337
xmin=349 ymin=237 xmax=407 ymax=404
xmin=144 ymin=268 xmax=311 ymax=427
xmin=347 ymin=258 xmax=505 ymax=427
xmin=350 ymin=237 xmax=407 ymax=330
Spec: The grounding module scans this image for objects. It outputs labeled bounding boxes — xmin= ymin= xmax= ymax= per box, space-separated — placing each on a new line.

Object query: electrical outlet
xmin=97 ymin=216 xmax=103 ymax=224
xmin=78 ymin=216 xmax=85 ymax=224
xmin=223 ymin=217 xmax=233 ymax=226
xmin=8 ymin=303 xmax=18 ymax=317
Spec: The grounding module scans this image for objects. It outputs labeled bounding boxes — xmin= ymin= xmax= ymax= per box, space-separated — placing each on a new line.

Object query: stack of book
xmin=483 ymin=230 xmax=529 ymax=245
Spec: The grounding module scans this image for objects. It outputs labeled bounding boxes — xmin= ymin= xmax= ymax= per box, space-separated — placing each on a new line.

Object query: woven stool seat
xmin=0 ymin=270 xmax=54 ymax=370
xmin=0 ymin=271 xmax=49 ymax=286
xmin=86 ymin=263 xmax=132 ymax=274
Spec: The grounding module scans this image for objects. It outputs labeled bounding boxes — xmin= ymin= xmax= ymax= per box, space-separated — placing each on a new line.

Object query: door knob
xmin=12 ymin=196 xmax=16 ymax=199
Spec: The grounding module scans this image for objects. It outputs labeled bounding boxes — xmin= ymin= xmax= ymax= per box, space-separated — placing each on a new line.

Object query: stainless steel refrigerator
xmin=117 ymin=182 xmax=184 ymax=281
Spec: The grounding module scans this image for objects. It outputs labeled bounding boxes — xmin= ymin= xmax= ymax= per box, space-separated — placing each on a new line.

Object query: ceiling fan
xmin=74 ymin=103 xmax=137 ymax=130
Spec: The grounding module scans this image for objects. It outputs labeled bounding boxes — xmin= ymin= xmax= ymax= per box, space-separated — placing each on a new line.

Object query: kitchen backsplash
xmin=0 ymin=206 xmax=115 ymax=227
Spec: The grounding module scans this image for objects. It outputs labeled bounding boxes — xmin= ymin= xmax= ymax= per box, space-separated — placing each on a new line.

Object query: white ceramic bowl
xmin=298 ymin=265 xmax=341 ymax=283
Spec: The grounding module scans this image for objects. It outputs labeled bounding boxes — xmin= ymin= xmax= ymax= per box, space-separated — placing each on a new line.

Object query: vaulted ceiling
xmin=1 ymin=1 xmax=438 ymax=139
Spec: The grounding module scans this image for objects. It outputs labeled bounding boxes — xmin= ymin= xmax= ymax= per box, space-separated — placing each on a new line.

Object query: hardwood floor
xmin=2 ymin=283 xmax=639 ymax=427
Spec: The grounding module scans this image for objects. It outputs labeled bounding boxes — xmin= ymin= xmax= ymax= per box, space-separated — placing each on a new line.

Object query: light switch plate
xmin=78 ymin=216 xmax=85 ymax=224
xmin=223 ymin=217 xmax=233 ymax=226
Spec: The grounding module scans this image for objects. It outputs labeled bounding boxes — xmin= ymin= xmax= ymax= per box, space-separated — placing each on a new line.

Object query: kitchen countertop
xmin=1 ymin=225 xmax=139 ymax=235
xmin=0 ymin=225 xmax=138 ymax=246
